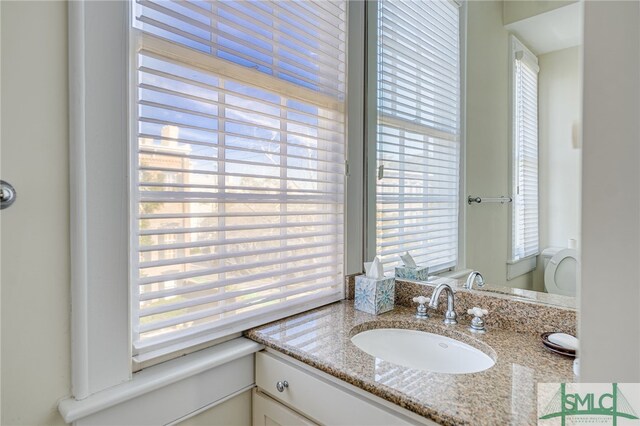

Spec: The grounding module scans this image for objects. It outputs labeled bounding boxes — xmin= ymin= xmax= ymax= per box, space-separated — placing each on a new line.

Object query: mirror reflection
xmin=380 ymin=1 xmax=582 ymax=302
xmin=464 ymin=1 xmax=582 ymax=297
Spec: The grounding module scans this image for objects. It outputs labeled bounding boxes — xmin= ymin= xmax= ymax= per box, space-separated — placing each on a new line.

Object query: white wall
xmin=502 ymin=0 xmax=577 ymax=26
xmin=0 ymin=2 xmax=252 ymax=424
xmin=580 ymin=0 xmax=640 ymax=382
xmin=1 ymin=2 xmax=71 ymax=424
xmin=465 ymin=0 xmax=532 ymax=289
xmin=533 ymin=46 xmax=581 ymax=292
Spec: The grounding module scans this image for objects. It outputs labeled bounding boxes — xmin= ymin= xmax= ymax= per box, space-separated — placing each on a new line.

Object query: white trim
xmin=507 ymin=34 xmax=516 ymax=267
xmin=458 ymin=0 xmax=468 ymax=273
xmin=364 ymin=0 xmax=378 ymax=262
xmin=513 ymin=41 xmax=539 ymax=72
xmin=68 ymin=0 xmax=131 ymax=398
xmin=506 ymin=253 xmax=538 ymax=266
xmin=400 ymin=268 xmax=472 ymax=282
xmin=439 ymin=268 xmax=473 ymax=280
xmin=346 ymin=0 xmax=366 ymax=275
xmin=58 ymin=338 xmax=263 ymax=424
xmin=128 ymin=9 xmax=141 ymax=359
xmin=166 ymin=385 xmax=253 ymax=426
xmin=506 ymin=255 xmax=537 ymax=281
xmin=68 ymin=0 xmax=90 ymax=399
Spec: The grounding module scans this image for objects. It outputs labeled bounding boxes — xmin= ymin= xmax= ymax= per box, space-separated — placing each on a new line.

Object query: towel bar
xmin=467 ymin=195 xmax=512 ymax=205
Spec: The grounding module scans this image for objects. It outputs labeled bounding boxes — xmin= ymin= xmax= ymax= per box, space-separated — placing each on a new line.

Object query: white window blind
xmin=511 ymin=37 xmax=539 ymax=261
xmin=376 ymin=0 xmax=461 ymax=273
xmin=131 ymin=0 xmax=347 ymax=363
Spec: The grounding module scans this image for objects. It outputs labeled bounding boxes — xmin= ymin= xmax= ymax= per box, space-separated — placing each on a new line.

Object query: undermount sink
xmin=351 ymin=328 xmax=495 ymax=374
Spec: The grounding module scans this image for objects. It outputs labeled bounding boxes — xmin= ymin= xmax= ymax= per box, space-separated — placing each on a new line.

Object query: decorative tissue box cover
xmin=395 ymin=265 xmax=430 ymax=281
xmin=354 ymin=275 xmax=395 ymax=315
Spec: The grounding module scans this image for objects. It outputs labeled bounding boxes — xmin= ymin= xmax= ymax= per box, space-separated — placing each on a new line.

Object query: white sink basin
xmin=351 ymin=328 xmax=495 ymax=374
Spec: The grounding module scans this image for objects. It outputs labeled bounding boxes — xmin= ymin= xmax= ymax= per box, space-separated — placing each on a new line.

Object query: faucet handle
xmin=467 ymin=307 xmax=488 ymax=317
xmin=468 ymin=307 xmax=488 ymax=333
xmin=413 ymin=296 xmax=430 ymax=319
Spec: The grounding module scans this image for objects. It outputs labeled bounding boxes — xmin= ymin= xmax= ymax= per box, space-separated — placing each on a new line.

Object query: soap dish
xmin=541 ymin=332 xmax=576 ymax=358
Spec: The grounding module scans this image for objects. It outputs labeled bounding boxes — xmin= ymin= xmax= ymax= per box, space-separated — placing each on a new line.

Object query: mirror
xmin=379 ymin=0 xmax=583 ymax=305
xmin=464 ymin=1 xmax=582 ymax=300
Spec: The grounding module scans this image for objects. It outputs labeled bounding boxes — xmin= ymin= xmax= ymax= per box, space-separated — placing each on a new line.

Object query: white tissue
xmin=548 ymin=333 xmax=578 ymax=351
xmin=364 ymin=256 xmax=385 ymax=279
xmin=399 ymin=251 xmax=417 ymax=268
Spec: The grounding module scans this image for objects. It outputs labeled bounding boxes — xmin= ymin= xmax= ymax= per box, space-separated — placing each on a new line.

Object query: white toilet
xmin=541 ymin=247 xmax=578 ymax=296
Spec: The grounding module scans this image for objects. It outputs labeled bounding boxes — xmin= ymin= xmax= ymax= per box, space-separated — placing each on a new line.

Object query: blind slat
xmin=139 ymin=280 xmax=340 ymax=334
xmin=139 ymin=268 xmax=339 ymax=302
xmin=140 ymin=240 xmax=342 ymax=270
xmin=139 ymin=229 xmax=344 ymax=253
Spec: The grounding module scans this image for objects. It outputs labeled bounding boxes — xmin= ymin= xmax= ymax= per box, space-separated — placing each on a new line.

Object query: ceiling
xmin=504 ymin=2 xmax=583 ymax=55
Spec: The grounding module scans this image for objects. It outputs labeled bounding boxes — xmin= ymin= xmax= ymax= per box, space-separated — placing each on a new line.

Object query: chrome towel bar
xmin=468 ymin=195 xmax=512 ymax=205
xmin=0 ymin=180 xmax=16 ymax=210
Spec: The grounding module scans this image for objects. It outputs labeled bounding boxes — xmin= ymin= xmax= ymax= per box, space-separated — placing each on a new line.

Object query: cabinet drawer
xmin=253 ymin=389 xmax=318 ymax=426
xmin=255 ymin=351 xmax=422 ymax=426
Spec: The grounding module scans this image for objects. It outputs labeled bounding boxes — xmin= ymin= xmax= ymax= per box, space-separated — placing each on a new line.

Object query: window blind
xmin=132 ymin=0 xmax=347 ymax=363
xmin=376 ymin=0 xmax=461 ymax=274
xmin=511 ymin=38 xmax=539 ymax=261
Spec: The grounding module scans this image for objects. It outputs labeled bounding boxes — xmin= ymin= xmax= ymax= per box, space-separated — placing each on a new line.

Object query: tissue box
xmin=354 ymin=275 xmax=395 ymax=315
xmin=394 ymin=265 xmax=429 ymax=281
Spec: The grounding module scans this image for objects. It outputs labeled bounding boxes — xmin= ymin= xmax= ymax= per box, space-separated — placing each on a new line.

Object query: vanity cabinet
xmin=253 ymin=350 xmax=435 ymax=426
xmin=253 ymin=389 xmax=317 ymax=426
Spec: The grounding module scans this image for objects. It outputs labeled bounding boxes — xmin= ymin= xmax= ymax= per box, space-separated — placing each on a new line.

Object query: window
xmin=510 ymin=36 xmax=539 ymax=262
xmin=131 ymin=0 xmax=347 ymax=363
xmin=375 ymin=0 xmax=462 ymax=273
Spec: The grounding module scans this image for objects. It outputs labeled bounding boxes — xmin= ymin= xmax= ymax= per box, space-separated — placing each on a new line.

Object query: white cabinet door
xmin=255 ymin=351 xmax=429 ymax=426
xmin=252 ymin=389 xmax=317 ymax=426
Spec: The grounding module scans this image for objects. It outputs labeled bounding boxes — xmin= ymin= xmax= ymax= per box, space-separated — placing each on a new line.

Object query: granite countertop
xmin=457 ymin=282 xmax=577 ymax=309
xmin=400 ymin=276 xmax=577 ymax=310
xmin=245 ymin=301 xmax=575 ymax=426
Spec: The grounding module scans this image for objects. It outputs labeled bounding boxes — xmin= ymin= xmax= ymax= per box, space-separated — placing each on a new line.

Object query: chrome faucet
xmin=428 ymin=283 xmax=457 ymax=325
xmin=465 ymin=271 xmax=485 ymax=289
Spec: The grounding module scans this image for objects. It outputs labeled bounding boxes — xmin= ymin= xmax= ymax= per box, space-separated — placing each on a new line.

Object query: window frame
xmin=507 ymin=34 xmax=540 ymax=279
xmin=67 ymin=0 xmax=365 ymax=409
xmin=69 ymin=0 xmax=132 ymax=399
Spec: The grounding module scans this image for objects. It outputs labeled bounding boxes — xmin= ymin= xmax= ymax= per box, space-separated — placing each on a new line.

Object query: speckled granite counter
xmin=346 ymin=275 xmax=577 ymax=335
xmin=246 ymin=301 xmax=575 ymax=426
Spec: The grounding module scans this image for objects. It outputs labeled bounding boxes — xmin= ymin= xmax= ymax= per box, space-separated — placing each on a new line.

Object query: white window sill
xmin=58 ymin=337 xmax=263 ymax=425
xmin=439 ymin=268 xmax=474 ymax=280
xmin=507 ymin=255 xmax=538 ymax=280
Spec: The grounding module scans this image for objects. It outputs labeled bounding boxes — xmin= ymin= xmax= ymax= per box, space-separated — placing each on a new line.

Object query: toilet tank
xmin=541 ymin=247 xmax=563 ymax=269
